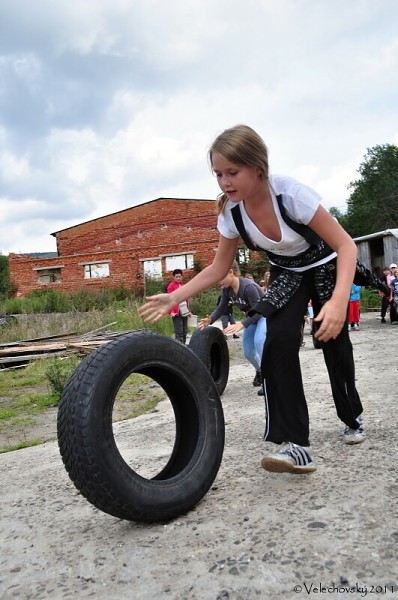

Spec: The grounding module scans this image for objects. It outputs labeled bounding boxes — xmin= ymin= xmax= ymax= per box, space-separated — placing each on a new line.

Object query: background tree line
xmin=0 ymin=255 xmax=11 ymax=301
xmin=330 ymin=143 xmax=398 ymax=237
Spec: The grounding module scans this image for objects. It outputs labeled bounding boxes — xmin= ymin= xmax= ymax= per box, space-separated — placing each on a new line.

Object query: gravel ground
xmin=1 ymin=312 xmax=397 ymax=600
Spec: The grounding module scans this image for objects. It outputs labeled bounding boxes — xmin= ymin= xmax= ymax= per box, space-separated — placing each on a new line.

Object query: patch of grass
xmin=0 ymin=439 xmax=42 ymax=454
xmin=0 ymin=407 xmax=20 ymax=420
xmin=113 ymin=374 xmax=167 ymax=422
xmin=120 ymin=397 xmax=162 ymax=421
xmin=0 ymin=360 xmax=50 ymax=393
xmin=0 ymin=414 xmax=36 ymax=429
xmin=0 ymin=392 xmax=60 ymax=420
xmin=19 ymin=393 xmax=59 ymax=411
xmin=0 ymin=288 xmax=223 ymax=345
xmin=0 ymin=360 xmax=62 ymax=451
xmin=361 ymin=288 xmax=382 ymax=310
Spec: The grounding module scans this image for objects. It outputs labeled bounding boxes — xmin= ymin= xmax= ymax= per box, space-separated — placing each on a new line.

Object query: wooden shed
xmin=354 ymin=228 xmax=398 ymax=275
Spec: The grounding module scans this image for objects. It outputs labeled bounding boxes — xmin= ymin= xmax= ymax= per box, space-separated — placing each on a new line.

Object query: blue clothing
xmin=391 ymin=278 xmax=398 ymax=305
xmin=242 ymin=317 xmax=267 ymax=372
xmin=350 ymin=284 xmax=361 ymax=302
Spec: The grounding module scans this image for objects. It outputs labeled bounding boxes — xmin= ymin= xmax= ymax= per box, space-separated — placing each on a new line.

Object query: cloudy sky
xmin=1 ymin=0 xmax=397 ymax=255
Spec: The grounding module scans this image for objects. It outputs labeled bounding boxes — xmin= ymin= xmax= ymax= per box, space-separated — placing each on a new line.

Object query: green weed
xmin=0 ymin=407 xmax=20 ymax=420
xmin=45 ymin=356 xmax=80 ymax=401
xmin=0 ymin=439 xmax=42 ymax=454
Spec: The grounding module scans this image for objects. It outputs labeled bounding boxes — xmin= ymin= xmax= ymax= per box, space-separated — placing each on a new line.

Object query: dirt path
xmin=1 ymin=313 xmax=397 ymax=600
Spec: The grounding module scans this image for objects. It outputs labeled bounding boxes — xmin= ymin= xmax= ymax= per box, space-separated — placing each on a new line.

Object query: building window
xmin=237 ymin=247 xmax=250 ymax=263
xmin=143 ymin=259 xmax=162 ymax=279
xmin=36 ymin=268 xmax=62 ymax=284
xmin=165 ymin=254 xmax=194 ymax=271
xmin=83 ymin=263 xmax=110 ymax=279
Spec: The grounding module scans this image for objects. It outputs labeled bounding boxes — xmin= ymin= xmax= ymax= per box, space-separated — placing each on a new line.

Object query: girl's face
xmin=211 ymin=153 xmax=262 ymax=203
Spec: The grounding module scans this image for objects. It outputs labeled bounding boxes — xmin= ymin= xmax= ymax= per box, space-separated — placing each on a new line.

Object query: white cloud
xmin=0 ymin=148 xmax=31 ymax=182
xmin=363 ymin=36 xmax=398 ymax=73
xmin=1 ymin=0 xmax=398 ymax=253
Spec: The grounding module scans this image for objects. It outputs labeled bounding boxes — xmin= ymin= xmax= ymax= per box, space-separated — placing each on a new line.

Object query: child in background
xmin=347 ymin=284 xmax=361 ymax=331
xmin=390 ymin=265 xmax=398 ymax=324
xmin=167 ymin=269 xmax=191 ymax=344
xmin=306 ymin=300 xmax=314 ymax=328
xmin=380 ymin=266 xmax=392 ymax=323
xmin=388 ymin=263 xmax=398 ymax=324
xmin=300 ymin=300 xmax=314 ymax=347
xmin=200 ymin=260 xmax=266 ymax=387
xmin=260 ymin=271 xmax=270 ymax=293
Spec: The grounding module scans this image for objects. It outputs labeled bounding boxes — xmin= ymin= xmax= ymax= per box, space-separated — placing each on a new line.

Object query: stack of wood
xmin=0 ymin=324 xmax=145 ymax=370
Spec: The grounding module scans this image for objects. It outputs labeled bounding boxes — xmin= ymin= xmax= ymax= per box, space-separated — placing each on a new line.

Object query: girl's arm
xmin=139 ymin=235 xmax=239 ymax=322
xmin=308 ymin=205 xmax=357 ymax=342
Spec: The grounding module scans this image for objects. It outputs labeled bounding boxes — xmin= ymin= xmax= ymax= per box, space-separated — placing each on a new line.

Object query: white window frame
xmin=81 ymin=262 xmax=110 ymax=279
xmin=142 ymin=259 xmax=162 ymax=280
xmin=33 ymin=266 xmax=63 ymax=284
xmin=237 ymin=248 xmax=250 ymax=263
xmin=164 ymin=253 xmax=194 ymax=271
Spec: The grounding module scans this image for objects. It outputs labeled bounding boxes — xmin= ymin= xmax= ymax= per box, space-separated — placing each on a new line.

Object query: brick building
xmin=9 ymin=198 xmax=224 ymax=297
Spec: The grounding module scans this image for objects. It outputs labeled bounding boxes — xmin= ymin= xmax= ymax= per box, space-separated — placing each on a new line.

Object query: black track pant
xmin=172 ymin=315 xmax=188 ymax=344
xmin=261 ymin=268 xmax=363 ymax=447
xmin=381 ymin=295 xmax=390 ymax=319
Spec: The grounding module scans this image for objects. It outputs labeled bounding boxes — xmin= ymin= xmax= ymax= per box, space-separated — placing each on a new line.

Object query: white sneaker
xmin=343 ymin=415 xmax=365 ymax=445
xmin=261 ymin=442 xmax=316 ymax=474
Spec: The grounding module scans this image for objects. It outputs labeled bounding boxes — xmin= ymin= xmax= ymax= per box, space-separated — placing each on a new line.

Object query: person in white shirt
xmin=140 ymin=125 xmax=375 ymax=474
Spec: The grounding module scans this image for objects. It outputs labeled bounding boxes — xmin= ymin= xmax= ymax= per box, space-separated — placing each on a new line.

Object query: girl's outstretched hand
xmin=198 ymin=316 xmax=211 ymax=329
xmin=138 ymin=293 xmax=174 ymax=322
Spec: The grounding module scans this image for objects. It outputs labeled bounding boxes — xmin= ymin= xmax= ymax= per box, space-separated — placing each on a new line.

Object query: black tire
xmin=57 ymin=331 xmax=225 ymax=523
xmin=188 ymin=326 xmax=229 ymax=396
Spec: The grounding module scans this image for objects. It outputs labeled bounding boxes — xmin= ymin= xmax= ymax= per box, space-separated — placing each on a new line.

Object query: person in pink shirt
xmin=389 ymin=264 xmax=398 ymax=324
xmin=380 ymin=266 xmax=392 ymax=323
xmin=167 ymin=269 xmax=191 ymax=344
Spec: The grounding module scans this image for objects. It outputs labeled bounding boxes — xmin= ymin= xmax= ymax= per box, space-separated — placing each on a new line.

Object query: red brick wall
xmin=9 ymin=198 xmax=222 ymax=297
xmin=55 ymin=198 xmax=218 ymax=255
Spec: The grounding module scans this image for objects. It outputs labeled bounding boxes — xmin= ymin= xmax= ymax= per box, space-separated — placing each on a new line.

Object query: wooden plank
xmin=68 ymin=340 xmax=111 ymax=348
xmin=0 ymin=332 xmax=77 ymax=348
xmin=0 ymin=327 xmax=144 ymax=365
xmin=0 ymin=343 xmax=67 ymax=356
xmin=0 ymin=351 xmax=69 ymax=365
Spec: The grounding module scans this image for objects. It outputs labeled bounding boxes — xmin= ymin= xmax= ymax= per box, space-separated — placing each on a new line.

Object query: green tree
xmin=344 ymin=144 xmax=398 ymax=237
xmin=328 ymin=206 xmax=349 ymax=230
xmin=0 ymin=255 xmax=11 ymax=300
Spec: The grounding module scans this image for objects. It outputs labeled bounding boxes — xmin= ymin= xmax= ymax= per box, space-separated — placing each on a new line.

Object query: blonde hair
xmin=208 ymin=125 xmax=269 ymax=215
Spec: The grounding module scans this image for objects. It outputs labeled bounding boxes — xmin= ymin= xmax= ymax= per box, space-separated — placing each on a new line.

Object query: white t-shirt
xmin=217 ymin=174 xmax=336 ymax=272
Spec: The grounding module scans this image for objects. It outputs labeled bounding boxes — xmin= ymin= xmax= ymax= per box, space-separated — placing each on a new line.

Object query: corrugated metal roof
xmin=353 ymin=228 xmax=398 ymax=242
